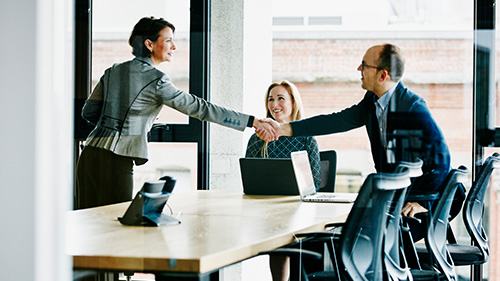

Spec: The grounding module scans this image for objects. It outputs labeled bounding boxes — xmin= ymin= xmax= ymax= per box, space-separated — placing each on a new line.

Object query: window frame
xmin=74 ymin=0 xmax=211 ymax=191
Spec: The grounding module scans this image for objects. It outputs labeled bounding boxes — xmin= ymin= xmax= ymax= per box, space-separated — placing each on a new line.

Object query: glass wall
xmin=268 ymin=0 xmax=476 ymax=279
xmin=271 ymin=0 xmax=473 ymax=188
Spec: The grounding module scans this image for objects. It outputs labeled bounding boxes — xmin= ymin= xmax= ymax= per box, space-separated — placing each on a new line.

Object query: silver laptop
xmin=291 ymin=151 xmax=357 ymax=203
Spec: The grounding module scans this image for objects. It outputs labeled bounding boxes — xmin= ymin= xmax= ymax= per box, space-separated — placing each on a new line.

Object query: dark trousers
xmin=75 ymin=146 xmax=134 ymax=209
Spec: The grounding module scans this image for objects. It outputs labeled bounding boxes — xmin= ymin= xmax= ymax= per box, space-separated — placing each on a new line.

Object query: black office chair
xmin=318 ymin=150 xmax=337 ymax=192
xmin=383 ymin=160 xmax=423 ymax=281
xmin=73 ymin=271 xmax=122 ymax=281
xmin=395 ymin=159 xmax=424 ymax=178
xmin=260 ymin=169 xmax=411 ymax=281
xmin=417 ymin=153 xmax=500 ymax=269
xmin=407 ymin=166 xmax=469 ymax=281
xmin=384 ymin=159 xmax=458 ymax=281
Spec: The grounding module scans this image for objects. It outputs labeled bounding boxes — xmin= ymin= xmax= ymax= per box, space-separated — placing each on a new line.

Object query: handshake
xmin=252 ymin=118 xmax=292 ymax=142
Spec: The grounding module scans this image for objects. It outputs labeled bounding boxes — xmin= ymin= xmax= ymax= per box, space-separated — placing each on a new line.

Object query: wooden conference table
xmin=67 ymin=190 xmax=353 ymax=280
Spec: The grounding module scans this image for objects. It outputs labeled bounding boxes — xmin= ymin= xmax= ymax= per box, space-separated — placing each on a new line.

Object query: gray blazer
xmin=82 ymin=57 xmax=251 ymax=165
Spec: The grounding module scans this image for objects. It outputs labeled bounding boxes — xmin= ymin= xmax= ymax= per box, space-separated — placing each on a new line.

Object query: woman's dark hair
xmin=129 ymin=17 xmax=175 ymax=57
xmin=377 ymin=44 xmax=405 ymax=82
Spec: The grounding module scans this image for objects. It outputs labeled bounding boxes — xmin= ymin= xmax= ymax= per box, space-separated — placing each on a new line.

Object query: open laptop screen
xmin=239 ymin=158 xmax=300 ymax=195
xmin=291 ymin=151 xmax=317 ymax=196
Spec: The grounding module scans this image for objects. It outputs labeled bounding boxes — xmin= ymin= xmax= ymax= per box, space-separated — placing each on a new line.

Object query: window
xmin=79 ymin=0 xmax=210 ymax=193
xmin=271 ymin=0 xmax=476 ymax=278
xmin=92 ymin=0 xmax=191 ymax=124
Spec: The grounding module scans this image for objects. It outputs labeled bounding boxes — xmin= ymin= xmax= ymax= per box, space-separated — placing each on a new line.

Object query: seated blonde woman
xmin=246 ymin=80 xmax=321 ymax=188
xmin=245 ymin=80 xmax=321 ymax=281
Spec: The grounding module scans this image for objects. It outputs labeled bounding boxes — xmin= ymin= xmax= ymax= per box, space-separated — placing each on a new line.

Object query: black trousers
xmin=75 ymin=146 xmax=134 ymax=209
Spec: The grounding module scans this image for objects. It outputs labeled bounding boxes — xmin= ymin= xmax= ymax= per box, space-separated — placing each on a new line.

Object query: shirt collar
xmin=375 ymin=84 xmax=397 ymax=110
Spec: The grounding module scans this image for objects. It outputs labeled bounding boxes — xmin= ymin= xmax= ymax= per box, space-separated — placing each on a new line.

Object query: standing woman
xmin=76 ymin=17 xmax=274 ymax=209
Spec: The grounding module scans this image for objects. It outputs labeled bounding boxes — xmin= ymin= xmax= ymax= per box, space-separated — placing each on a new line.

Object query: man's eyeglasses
xmin=361 ymin=61 xmax=380 ymax=71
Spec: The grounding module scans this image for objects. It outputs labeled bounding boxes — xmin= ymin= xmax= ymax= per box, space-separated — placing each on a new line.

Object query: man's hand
xmin=276 ymin=122 xmax=292 ymax=137
xmin=402 ymin=202 xmax=428 ymax=217
xmin=253 ymin=118 xmax=278 ymax=142
xmin=256 ymin=118 xmax=293 ymax=140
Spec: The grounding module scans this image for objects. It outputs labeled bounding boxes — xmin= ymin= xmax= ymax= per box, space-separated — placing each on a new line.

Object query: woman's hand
xmin=256 ymin=119 xmax=293 ymax=141
xmin=253 ymin=118 xmax=279 ymax=142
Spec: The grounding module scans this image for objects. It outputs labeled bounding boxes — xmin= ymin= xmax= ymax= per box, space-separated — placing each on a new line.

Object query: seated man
xmin=264 ymin=43 xmax=465 ymax=241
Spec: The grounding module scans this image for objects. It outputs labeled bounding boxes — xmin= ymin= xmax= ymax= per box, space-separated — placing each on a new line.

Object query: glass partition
xmin=272 ymin=0 xmax=473 ymax=187
xmin=270 ymin=0 xmax=474 ymax=278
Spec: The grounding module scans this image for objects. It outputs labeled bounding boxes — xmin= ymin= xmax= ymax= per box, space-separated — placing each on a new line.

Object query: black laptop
xmin=239 ymin=158 xmax=300 ymax=195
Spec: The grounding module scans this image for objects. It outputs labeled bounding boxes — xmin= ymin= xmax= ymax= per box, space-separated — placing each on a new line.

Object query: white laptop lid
xmin=291 ymin=151 xmax=317 ymax=197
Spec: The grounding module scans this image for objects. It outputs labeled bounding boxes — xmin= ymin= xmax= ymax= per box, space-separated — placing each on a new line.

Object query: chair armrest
xmin=406 ymin=192 xmax=439 ymax=202
xmin=447 ymin=224 xmax=457 ymax=244
xmin=403 ymin=215 xmax=422 ymax=224
xmin=294 ymin=223 xmax=343 ymax=239
xmin=259 ymin=248 xmax=323 ymax=260
xmin=325 ymin=222 xmax=344 ymax=229
xmin=295 ymin=232 xmax=337 ymax=239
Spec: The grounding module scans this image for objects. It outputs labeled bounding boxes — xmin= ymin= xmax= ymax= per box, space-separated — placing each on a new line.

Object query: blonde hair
xmin=261 ymin=80 xmax=304 ymax=157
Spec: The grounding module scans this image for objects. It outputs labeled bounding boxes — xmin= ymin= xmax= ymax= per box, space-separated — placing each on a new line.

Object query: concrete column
xmin=210 ymin=0 xmax=273 ymax=280
xmin=210 ymin=0 xmax=272 ymax=190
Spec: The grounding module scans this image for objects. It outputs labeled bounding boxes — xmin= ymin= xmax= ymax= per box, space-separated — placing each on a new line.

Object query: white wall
xmin=0 ymin=0 xmax=73 ymax=280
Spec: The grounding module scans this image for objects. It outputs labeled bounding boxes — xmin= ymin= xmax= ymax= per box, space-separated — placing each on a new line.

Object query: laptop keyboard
xmin=311 ymin=194 xmax=336 ymax=199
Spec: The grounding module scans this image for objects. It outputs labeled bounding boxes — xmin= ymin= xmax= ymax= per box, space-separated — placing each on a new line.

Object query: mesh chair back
xmin=384 ymin=163 xmax=418 ymax=281
xmin=339 ymin=170 xmax=410 ymax=281
xmin=463 ymin=153 xmax=500 ymax=263
xmin=425 ymin=166 xmax=469 ymax=281
xmin=319 ymin=150 xmax=337 ymax=192
xmin=384 ymin=189 xmax=414 ymax=281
